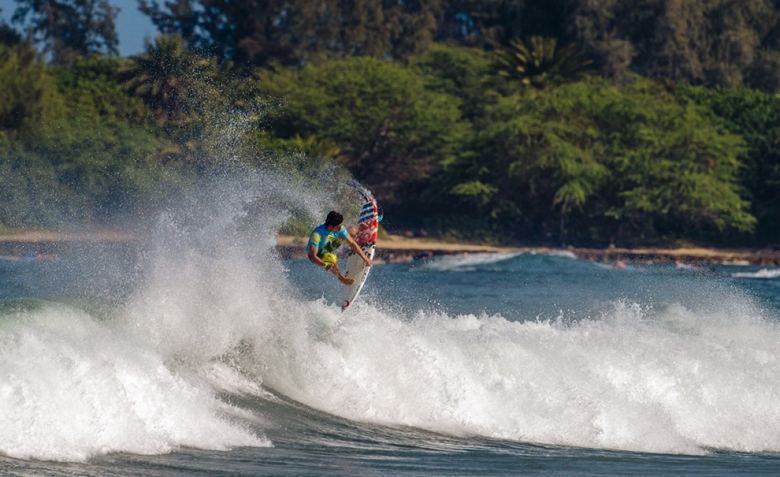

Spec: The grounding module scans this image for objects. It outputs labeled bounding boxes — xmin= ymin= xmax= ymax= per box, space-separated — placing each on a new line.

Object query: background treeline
xmin=2 ymin=0 xmax=780 ymax=247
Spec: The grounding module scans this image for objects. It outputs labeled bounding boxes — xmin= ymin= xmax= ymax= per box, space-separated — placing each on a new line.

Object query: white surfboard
xmin=340 ymin=198 xmax=378 ymax=311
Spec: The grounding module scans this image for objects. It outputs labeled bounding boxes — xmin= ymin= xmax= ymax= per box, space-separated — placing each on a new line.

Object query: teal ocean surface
xmin=2 ymin=183 xmax=780 ymax=475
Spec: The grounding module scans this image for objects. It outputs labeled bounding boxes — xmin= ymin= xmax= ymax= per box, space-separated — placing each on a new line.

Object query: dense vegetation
xmin=3 ymin=0 xmax=780 ymax=247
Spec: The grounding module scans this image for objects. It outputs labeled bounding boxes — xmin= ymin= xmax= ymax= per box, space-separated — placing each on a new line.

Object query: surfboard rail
xmin=340 ymin=198 xmax=378 ymax=311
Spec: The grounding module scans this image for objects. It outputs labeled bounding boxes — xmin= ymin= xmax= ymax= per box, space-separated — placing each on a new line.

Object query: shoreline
xmin=275 ymin=235 xmax=780 ymax=266
xmin=0 ymin=231 xmax=778 ymax=266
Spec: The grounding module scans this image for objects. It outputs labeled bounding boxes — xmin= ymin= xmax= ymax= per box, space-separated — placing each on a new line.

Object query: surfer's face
xmin=327 ymin=223 xmax=343 ymax=232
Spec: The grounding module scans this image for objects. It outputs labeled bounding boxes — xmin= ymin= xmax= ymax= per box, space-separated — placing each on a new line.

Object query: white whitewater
xmin=731 ymin=268 xmax=780 ymax=279
xmin=419 ymin=252 xmax=524 ymax=272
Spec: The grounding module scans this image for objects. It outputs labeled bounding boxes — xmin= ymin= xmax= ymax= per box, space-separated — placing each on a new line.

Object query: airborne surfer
xmin=308 ymin=211 xmax=374 ymax=285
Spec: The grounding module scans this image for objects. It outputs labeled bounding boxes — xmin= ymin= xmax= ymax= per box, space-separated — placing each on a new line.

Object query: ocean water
xmin=2 ymin=184 xmax=780 ymax=475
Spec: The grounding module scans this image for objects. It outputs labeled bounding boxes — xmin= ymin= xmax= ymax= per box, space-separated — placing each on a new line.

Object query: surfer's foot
xmin=338 ymin=276 xmax=356 ymax=285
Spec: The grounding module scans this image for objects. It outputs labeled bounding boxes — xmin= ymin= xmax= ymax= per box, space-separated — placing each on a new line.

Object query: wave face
xmin=2 ymin=174 xmax=780 ymax=461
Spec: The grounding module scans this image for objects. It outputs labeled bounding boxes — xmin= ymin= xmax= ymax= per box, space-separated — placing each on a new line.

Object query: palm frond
xmin=494 ymin=36 xmax=593 ymax=88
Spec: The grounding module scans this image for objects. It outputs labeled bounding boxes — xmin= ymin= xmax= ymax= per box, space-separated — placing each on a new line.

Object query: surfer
xmin=308 ymin=211 xmax=374 ymax=285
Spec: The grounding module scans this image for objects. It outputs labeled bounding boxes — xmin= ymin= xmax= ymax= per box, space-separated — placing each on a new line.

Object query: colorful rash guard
xmin=308 ymin=223 xmax=349 ymax=258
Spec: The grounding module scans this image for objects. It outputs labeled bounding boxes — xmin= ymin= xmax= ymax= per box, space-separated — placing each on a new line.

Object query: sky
xmin=0 ymin=0 xmax=158 ymax=57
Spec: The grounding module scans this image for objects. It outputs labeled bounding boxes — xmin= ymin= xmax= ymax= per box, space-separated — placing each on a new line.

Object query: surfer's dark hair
xmin=325 ymin=211 xmax=343 ymax=227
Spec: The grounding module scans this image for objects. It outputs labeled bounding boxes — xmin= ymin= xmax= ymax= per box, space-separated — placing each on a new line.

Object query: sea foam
xmin=0 ymin=303 xmax=266 ymax=462
xmin=256 ymin=297 xmax=780 ymax=454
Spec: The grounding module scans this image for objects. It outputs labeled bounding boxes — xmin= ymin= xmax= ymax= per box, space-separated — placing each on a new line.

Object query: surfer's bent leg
xmin=329 ymin=260 xmax=355 ymax=285
xmin=321 ymin=253 xmax=355 ymax=285
xmin=321 ymin=252 xmax=338 ymax=269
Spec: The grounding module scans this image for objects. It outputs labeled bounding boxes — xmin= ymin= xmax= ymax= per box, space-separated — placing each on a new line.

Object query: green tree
xmin=0 ymin=9 xmax=22 ymax=46
xmin=0 ymin=141 xmax=78 ymax=230
xmin=676 ymin=81 xmax=780 ymax=243
xmin=256 ymin=56 xmax=466 ymax=208
xmin=433 ymin=76 xmax=754 ymax=245
xmin=140 ymin=0 xmax=444 ymax=66
xmin=603 ymin=80 xmax=754 ymax=241
xmin=119 ymin=34 xmax=217 ymax=124
xmin=0 ymin=111 xmax=188 ymax=230
xmin=574 ymin=0 xmax=780 ymax=90
xmin=26 ymin=119 xmax=165 ymax=217
xmin=12 ymin=0 xmax=119 ymax=63
xmin=494 ymin=36 xmax=593 ymax=88
xmin=0 ymin=40 xmax=61 ymax=137
xmin=51 ymin=55 xmax=151 ymax=126
xmin=437 ymin=0 xmax=579 ymax=48
xmin=409 ymin=44 xmax=501 ymax=121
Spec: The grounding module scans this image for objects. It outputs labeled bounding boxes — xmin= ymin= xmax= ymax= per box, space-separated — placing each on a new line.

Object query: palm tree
xmin=292 ymin=135 xmax=344 ymax=162
xmin=495 ymin=36 xmax=593 ymax=88
xmin=119 ymin=34 xmax=217 ymax=123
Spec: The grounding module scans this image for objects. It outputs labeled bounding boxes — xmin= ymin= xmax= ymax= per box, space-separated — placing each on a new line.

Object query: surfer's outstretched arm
xmin=345 ymin=236 xmax=374 ymax=267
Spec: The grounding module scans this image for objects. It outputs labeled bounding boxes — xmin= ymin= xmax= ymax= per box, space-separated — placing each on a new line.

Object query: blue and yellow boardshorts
xmin=321 ymin=252 xmax=338 ymax=268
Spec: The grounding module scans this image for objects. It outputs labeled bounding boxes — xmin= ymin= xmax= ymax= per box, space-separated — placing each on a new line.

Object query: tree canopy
xmin=574 ymin=0 xmax=780 ymax=90
xmin=139 ymin=0 xmax=444 ymax=67
xmin=1 ymin=0 xmax=780 ymax=246
xmin=255 ymin=56 xmax=466 ymax=208
xmin=494 ymin=36 xmax=593 ymax=88
xmin=12 ymin=0 xmax=119 ymax=63
xmin=429 ymin=75 xmax=754 ymax=244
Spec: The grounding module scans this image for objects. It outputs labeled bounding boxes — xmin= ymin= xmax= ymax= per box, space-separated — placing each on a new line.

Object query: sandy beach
xmin=0 ymin=231 xmax=778 ymax=266
xmin=275 ymin=235 xmax=780 ymax=266
xmin=0 ymin=230 xmax=138 ymax=243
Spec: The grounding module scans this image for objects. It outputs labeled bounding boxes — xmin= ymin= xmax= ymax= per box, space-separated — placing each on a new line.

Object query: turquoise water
xmin=2 ymin=180 xmax=780 ymax=475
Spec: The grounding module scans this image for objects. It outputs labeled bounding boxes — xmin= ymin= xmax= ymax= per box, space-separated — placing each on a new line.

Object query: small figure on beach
xmin=308 ymin=211 xmax=374 ymax=285
xmin=675 ymin=259 xmax=706 ymax=271
xmin=612 ymin=260 xmax=641 ymax=271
